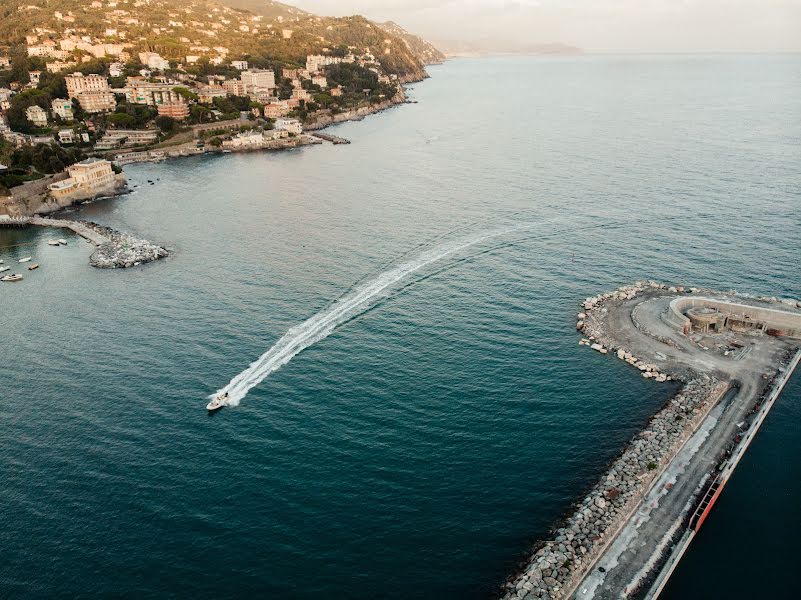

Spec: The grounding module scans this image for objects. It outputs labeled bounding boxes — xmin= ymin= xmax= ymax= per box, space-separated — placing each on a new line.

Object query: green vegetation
xmin=647 ymin=462 xmax=658 ymax=471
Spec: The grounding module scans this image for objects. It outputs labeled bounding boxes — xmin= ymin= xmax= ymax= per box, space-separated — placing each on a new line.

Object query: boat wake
xmin=212 ymin=225 xmax=526 ymax=407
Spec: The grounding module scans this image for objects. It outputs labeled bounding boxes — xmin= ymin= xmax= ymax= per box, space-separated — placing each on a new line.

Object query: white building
xmin=65 ymin=73 xmax=110 ymax=98
xmin=275 ymin=118 xmax=302 ymax=135
xmin=240 ymin=69 xmax=275 ymax=95
xmin=51 ymin=98 xmax=74 ymax=121
xmin=109 ymin=62 xmax=124 ymax=77
xmin=26 ymin=105 xmax=49 ymax=128
xmin=57 ymin=129 xmax=75 ymax=144
xmin=231 ymin=60 xmax=248 ymax=70
xmin=138 ymin=52 xmax=170 ymax=71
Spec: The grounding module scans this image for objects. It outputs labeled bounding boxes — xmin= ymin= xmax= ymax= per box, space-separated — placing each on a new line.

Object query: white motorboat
xmin=206 ymin=392 xmax=229 ymax=412
xmin=0 ymin=266 xmax=10 ymax=272
xmin=1 ymin=274 xmax=23 ymax=282
xmin=48 ymin=240 xmax=61 ymax=246
xmin=18 ymin=256 xmax=32 ymax=263
xmin=58 ymin=239 xmax=68 ymax=245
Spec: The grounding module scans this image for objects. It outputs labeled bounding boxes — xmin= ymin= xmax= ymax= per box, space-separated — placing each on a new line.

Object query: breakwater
xmin=3 ymin=216 xmax=168 ymax=268
xmin=500 ymin=378 xmax=725 ymax=600
xmin=501 ymin=281 xmax=801 ymax=600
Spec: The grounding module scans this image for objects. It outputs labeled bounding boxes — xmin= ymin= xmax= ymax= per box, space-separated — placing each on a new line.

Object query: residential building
xmin=157 ymin=101 xmax=190 ymax=120
xmin=57 ymin=129 xmax=75 ymax=144
xmin=240 ymin=69 xmax=275 ymax=94
xmin=29 ymin=71 xmax=41 ymax=85
xmin=275 ymin=118 xmax=302 ymax=134
xmin=0 ymin=57 xmax=11 ymax=68
xmin=291 ymin=88 xmax=311 ymax=102
xmin=65 ymin=73 xmax=110 ymax=98
xmin=94 ymin=128 xmax=158 ymax=150
xmin=75 ymin=91 xmax=117 ymax=113
xmin=197 ymin=85 xmax=227 ymax=104
xmin=46 ymin=61 xmax=76 ymax=73
xmin=109 ymin=62 xmax=124 ymax=77
xmin=263 ymin=102 xmax=289 ymax=118
xmin=26 ymin=105 xmax=48 ymax=128
xmin=231 ymin=60 xmax=248 ymax=70
xmin=311 ymin=75 xmax=328 ymax=89
xmin=222 ymin=79 xmax=246 ymax=96
xmin=124 ymin=79 xmax=180 ymax=106
xmin=48 ymin=158 xmax=118 ymax=201
xmin=51 ymin=98 xmax=74 ymax=121
xmin=138 ymin=52 xmax=170 ymax=71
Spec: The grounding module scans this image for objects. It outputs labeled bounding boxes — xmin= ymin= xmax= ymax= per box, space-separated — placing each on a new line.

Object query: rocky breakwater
xmin=82 ymin=221 xmax=168 ymax=269
xmin=576 ymin=281 xmax=684 ymax=383
xmin=501 ymin=377 xmax=724 ymax=600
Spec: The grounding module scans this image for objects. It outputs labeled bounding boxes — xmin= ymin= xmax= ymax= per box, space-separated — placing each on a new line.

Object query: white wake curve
xmin=213 ymin=226 xmax=524 ymax=406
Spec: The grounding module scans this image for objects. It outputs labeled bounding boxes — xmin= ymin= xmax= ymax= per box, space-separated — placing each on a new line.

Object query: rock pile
xmin=83 ymin=221 xmax=168 ymax=269
xmin=501 ymin=378 xmax=722 ymax=600
xmin=577 ymin=281 xmax=676 ymax=383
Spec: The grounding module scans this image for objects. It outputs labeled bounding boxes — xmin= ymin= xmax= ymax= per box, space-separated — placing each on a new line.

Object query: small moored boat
xmin=206 ymin=392 xmax=229 ymax=412
xmin=18 ymin=256 xmax=32 ymax=263
xmin=1 ymin=273 xmax=23 ymax=282
xmin=58 ymin=239 xmax=67 ymax=245
xmin=28 ymin=263 xmax=40 ymax=271
xmin=0 ymin=266 xmax=10 ymax=272
xmin=48 ymin=240 xmax=61 ymax=246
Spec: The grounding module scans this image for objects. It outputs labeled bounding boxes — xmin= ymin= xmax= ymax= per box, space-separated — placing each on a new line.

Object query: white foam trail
xmin=213 ymin=226 xmax=525 ymax=407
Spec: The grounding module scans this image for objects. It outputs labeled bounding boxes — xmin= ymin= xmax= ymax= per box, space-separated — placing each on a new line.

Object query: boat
xmin=1 ymin=274 xmax=23 ymax=282
xmin=18 ymin=256 xmax=32 ymax=263
xmin=28 ymin=263 xmax=40 ymax=271
xmin=48 ymin=240 xmax=61 ymax=246
xmin=206 ymin=392 xmax=229 ymax=412
xmin=58 ymin=239 xmax=67 ymax=245
xmin=0 ymin=266 xmax=10 ymax=272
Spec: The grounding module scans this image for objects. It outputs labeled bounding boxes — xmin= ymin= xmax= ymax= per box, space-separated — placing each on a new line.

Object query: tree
xmin=107 ymin=113 xmax=137 ymax=128
xmin=6 ymin=89 xmax=51 ymax=133
xmin=155 ymin=115 xmax=176 ymax=133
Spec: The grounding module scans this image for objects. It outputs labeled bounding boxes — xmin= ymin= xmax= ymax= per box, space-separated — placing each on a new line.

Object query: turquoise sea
xmin=1 ymin=55 xmax=799 ymax=598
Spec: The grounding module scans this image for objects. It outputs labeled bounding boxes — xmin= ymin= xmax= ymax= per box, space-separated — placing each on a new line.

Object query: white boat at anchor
xmin=48 ymin=240 xmax=61 ymax=246
xmin=58 ymin=239 xmax=68 ymax=245
xmin=0 ymin=266 xmax=10 ymax=272
xmin=1 ymin=273 xmax=23 ymax=282
xmin=206 ymin=392 xmax=229 ymax=412
xmin=18 ymin=256 xmax=32 ymax=263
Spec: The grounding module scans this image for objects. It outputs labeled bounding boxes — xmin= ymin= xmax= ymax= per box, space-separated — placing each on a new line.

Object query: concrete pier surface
xmin=501 ymin=282 xmax=801 ymax=600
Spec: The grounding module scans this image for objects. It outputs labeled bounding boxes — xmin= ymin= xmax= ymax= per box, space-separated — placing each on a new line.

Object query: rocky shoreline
xmin=82 ymin=221 xmax=169 ymax=269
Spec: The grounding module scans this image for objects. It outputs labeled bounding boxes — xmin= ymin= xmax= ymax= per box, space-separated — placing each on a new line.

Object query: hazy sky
xmin=290 ymin=0 xmax=801 ymax=53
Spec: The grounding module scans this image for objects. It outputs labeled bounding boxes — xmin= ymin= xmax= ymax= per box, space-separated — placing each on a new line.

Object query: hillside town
xmin=0 ymin=0 xmax=436 ymax=212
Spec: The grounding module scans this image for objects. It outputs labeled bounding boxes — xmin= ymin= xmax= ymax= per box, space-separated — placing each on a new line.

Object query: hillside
xmin=377 ymin=21 xmax=445 ymax=66
xmin=0 ymin=0 xmax=435 ymax=80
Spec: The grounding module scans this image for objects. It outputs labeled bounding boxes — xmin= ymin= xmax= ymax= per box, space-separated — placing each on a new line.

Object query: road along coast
xmin=501 ymin=281 xmax=801 ymax=600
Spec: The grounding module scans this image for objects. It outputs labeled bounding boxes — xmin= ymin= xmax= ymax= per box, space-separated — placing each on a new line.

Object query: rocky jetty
xmin=501 ymin=378 xmax=723 ymax=600
xmin=83 ymin=221 xmax=168 ymax=269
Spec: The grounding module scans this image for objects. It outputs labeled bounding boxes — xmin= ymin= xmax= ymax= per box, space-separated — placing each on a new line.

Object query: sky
xmin=289 ymin=0 xmax=801 ymax=53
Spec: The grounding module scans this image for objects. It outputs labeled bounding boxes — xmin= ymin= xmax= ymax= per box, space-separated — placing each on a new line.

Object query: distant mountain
xmin=217 ymin=0 xmax=443 ymax=75
xmin=377 ymin=22 xmax=445 ymax=66
xmin=433 ymin=40 xmax=582 ymax=58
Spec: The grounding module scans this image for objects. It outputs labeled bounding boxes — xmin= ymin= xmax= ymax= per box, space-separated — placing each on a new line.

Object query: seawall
xmin=644 ymin=348 xmax=801 ymax=599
